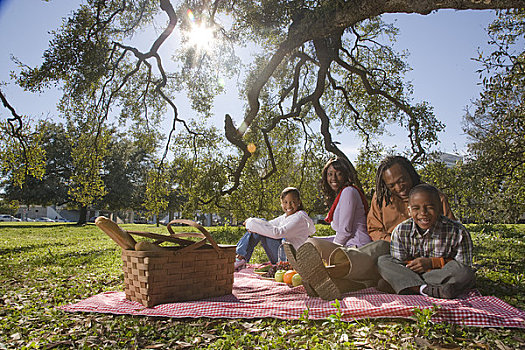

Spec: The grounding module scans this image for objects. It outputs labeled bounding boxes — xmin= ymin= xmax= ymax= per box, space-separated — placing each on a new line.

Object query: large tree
xmin=2 ymin=121 xmax=71 ymax=208
xmin=461 ymin=8 xmax=524 ymax=223
xmin=1 ymin=0 xmax=523 ymax=209
xmin=98 ymin=132 xmax=156 ymax=214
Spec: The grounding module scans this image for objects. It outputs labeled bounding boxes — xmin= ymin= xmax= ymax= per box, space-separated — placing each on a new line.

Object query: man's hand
xmin=406 ymin=257 xmax=432 ymax=273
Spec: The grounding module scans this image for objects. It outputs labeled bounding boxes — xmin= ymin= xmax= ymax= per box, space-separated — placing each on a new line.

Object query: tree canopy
xmin=1 ymin=0 xmax=523 ymax=222
xmin=461 ymin=8 xmax=524 ymax=223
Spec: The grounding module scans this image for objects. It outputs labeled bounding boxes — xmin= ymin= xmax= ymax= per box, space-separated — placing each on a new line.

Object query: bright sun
xmin=186 ymin=10 xmax=214 ymax=51
xmin=188 ymin=23 xmax=214 ymax=50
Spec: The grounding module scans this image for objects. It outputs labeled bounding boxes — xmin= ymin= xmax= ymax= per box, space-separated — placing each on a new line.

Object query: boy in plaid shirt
xmin=377 ymin=184 xmax=475 ymax=299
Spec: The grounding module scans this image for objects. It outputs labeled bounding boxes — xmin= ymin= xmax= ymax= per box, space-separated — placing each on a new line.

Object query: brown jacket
xmin=367 ymin=192 xmax=456 ymax=242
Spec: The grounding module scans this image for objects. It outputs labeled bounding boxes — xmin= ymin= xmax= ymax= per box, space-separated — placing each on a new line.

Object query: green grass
xmin=0 ymin=222 xmax=524 ymax=349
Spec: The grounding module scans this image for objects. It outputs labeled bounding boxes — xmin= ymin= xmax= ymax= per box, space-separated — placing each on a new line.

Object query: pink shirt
xmin=331 ymin=186 xmax=372 ymax=247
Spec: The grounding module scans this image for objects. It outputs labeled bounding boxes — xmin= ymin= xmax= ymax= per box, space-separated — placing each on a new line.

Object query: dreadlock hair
xmin=374 ymin=155 xmax=421 ymax=208
xmin=280 ymin=187 xmax=305 ymax=211
xmin=321 ymin=157 xmax=355 ymax=208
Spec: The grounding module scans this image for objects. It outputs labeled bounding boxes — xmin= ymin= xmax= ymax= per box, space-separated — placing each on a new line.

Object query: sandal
xmin=295 ymin=242 xmax=342 ymax=300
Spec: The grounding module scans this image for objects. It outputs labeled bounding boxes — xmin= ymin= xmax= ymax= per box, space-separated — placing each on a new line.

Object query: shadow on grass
xmin=26 ymin=248 xmax=119 ymax=268
xmin=0 ymin=242 xmax=67 ymax=255
xmin=476 ymin=275 xmax=523 ymax=295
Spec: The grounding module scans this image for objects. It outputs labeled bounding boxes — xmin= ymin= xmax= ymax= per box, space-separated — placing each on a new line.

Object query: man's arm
xmin=440 ymin=193 xmax=456 ymax=221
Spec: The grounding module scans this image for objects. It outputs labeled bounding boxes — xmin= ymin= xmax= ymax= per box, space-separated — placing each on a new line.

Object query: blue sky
xmin=0 ymin=1 xmax=497 ymax=161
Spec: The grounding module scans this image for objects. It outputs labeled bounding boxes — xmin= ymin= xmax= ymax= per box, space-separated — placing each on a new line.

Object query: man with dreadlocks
xmin=367 ymin=156 xmax=456 ymax=242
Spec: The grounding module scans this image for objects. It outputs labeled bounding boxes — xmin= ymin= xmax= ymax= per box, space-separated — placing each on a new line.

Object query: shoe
xmin=376 ymin=278 xmax=395 ymax=294
xmin=234 ymin=258 xmax=246 ymax=271
xmin=295 ymin=242 xmax=342 ymax=300
xmin=422 ymin=284 xmax=458 ymax=299
xmin=282 ymin=243 xmax=318 ymax=297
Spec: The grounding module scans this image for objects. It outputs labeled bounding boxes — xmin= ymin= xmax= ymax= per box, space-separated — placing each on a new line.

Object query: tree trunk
xmin=77 ymin=206 xmax=87 ymax=225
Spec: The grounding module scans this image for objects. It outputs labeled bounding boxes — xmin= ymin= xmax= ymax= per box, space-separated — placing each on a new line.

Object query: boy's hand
xmin=406 ymin=257 xmax=432 ymax=273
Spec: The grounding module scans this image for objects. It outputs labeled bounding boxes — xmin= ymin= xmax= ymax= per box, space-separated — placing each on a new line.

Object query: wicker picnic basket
xmin=109 ymin=218 xmax=236 ymax=307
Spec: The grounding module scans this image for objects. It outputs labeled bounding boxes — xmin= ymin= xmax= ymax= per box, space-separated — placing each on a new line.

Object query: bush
xmin=314 ymin=224 xmax=336 ymax=237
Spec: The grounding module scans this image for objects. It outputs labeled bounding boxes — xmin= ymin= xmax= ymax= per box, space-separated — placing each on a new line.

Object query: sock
xmin=419 ymin=284 xmax=428 ymax=296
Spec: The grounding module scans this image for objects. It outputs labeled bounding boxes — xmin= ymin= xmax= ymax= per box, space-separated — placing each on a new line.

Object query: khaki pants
xmin=377 ymin=255 xmax=476 ymax=294
xmin=306 ymin=238 xmax=390 ymax=290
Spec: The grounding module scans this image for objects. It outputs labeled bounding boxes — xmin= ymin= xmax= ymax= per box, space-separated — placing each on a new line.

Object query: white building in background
xmin=17 ymin=205 xmax=121 ymax=223
xmin=17 ymin=205 xmax=65 ymax=220
xmin=439 ymin=152 xmax=463 ymax=168
xmin=16 ymin=205 xmax=74 ymax=221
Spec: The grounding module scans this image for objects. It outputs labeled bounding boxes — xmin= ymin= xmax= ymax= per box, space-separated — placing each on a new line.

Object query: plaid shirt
xmin=390 ymin=215 xmax=473 ymax=266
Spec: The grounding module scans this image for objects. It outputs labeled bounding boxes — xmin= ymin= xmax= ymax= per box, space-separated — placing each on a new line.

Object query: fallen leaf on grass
xmin=43 ymin=340 xmax=75 ymax=349
xmin=145 ymin=344 xmax=167 ymax=349
xmin=414 ymin=337 xmax=462 ymax=350
xmin=495 ymin=339 xmax=512 ymax=350
xmin=353 ymin=341 xmax=372 ymax=347
xmin=472 ymin=341 xmax=490 ymax=350
xmin=202 ymin=333 xmax=218 ymax=340
xmin=512 ymin=335 xmax=525 ymax=343
xmin=174 ymin=340 xmax=193 ymax=348
xmin=415 ymin=337 xmax=433 ymax=348
xmin=438 ymin=343 xmax=461 ymax=349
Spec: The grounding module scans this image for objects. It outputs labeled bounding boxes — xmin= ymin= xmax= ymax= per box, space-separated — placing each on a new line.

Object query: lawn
xmin=0 ymin=222 xmax=524 ymax=349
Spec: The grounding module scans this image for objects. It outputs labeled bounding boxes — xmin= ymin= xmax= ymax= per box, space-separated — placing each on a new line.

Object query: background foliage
xmin=0 ymin=4 xmax=523 ymax=224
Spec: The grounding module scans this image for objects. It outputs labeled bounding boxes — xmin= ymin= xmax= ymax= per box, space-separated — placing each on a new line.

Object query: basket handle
xmin=126 ymin=230 xmax=194 ymax=246
xmin=168 ymin=219 xmax=222 ymax=254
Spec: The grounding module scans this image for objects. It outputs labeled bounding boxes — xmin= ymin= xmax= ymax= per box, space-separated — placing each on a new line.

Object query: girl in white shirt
xmin=235 ymin=187 xmax=316 ymax=270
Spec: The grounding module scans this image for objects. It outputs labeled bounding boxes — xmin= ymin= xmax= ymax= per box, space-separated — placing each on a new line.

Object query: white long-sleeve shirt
xmin=244 ymin=210 xmax=316 ymax=249
xmin=331 ymin=186 xmax=372 ymax=247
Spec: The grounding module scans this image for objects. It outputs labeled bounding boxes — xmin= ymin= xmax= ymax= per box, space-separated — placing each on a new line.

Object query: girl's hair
xmin=280 ymin=187 xmax=305 ymax=211
xmin=321 ymin=157 xmax=354 ymax=207
xmin=374 ymin=155 xmax=421 ymax=208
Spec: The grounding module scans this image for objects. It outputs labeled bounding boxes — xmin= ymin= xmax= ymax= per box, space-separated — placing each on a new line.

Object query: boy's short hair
xmin=409 ymin=183 xmax=440 ymax=204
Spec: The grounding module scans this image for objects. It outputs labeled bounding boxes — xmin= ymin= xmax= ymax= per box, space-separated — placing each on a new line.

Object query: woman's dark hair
xmin=321 ymin=157 xmax=354 ymax=207
xmin=280 ymin=187 xmax=305 ymax=211
xmin=374 ymin=155 xmax=421 ymax=208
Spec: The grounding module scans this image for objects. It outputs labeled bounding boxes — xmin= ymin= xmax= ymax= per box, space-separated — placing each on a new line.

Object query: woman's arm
xmin=332 ymin=187 xmax=364 ymax=245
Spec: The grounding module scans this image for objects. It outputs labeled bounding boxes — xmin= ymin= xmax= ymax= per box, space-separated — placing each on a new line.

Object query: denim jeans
xmin=236 ymin=231 xmax=286 ymax=264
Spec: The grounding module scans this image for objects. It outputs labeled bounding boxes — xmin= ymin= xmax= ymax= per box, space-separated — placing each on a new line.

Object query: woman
xmin=307 ymin=157 xmax=372 ymax=261
xmin=284 ymin=157 xmax=389 ymax=300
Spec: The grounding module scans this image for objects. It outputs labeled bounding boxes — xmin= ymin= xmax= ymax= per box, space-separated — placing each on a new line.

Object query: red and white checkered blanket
xmin=60 ymin=268 xmax=525 ymax=328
